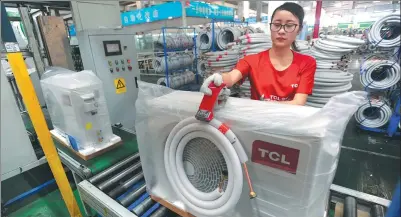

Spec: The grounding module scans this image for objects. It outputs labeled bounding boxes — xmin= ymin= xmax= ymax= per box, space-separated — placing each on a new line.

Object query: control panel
xmin=78 ymin=30 xmax=140 ymax=131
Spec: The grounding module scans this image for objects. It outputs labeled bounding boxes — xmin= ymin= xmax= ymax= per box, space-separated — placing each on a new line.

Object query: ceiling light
xmin=373 ymin=1 xmax=380 ymax=2
xmin=335 ymin=2 xmax=342 ymax=8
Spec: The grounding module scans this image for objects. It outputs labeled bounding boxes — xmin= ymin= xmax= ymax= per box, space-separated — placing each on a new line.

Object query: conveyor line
xmin=78 ymin=154 xmax=393 ymax=217
xmin=78 ymin=154 xmax=179 ymax=217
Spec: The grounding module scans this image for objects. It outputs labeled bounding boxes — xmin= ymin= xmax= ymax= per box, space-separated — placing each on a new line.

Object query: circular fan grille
xmin=183 ymin=138 xmax=228 ymax=193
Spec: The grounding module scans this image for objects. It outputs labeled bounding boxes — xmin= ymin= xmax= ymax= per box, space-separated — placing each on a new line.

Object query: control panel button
xmin=127 ymin=59 xmax=131 ymax=64
xmin=108 ymin=61 xmax=112 ymax=66
xmin=115 ymin=60 xmax=118 ymax=65
xmin=128 ymin=65 xmax=132 ymax=71
xmin=121 ymin=60 xmax=124 ymax=64
xmin=110 ymin=68 xmax=113 ymax=73
xmin=122 ymin=67 xmax=125 ymax=71
xmin=116 ymin=67 xmax=120 ymax=72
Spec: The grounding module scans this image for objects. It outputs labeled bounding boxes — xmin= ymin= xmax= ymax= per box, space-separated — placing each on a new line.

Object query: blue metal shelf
xmin=161 ymin=27 xmax=199 ymax=87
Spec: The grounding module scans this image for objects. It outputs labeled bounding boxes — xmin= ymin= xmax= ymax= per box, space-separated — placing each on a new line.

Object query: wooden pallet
xmin=150 ymin=195 xmax=195 ymax=217
xmin=51 ymin=130 xmax=122 ymax=161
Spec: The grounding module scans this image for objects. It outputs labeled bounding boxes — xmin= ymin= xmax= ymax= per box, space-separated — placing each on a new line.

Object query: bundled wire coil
xmin=355 ymin=99 xmax=393 ymax=128
xmin=368 ymin=13 xmax=401 ymax=48
xmin=360 ymin=59 xmax=401 ymax=90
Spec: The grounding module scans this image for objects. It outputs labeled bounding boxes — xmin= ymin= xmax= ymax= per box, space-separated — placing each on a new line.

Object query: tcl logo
xmin=251 ymin=140 xmax=300 ymax=174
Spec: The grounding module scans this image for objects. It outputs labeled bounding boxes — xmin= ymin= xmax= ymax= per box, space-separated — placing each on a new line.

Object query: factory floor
xmin=7 ymin=188 xmax=86 ymax=217
xmin=3 ymin=57 xmax=399 ymax=217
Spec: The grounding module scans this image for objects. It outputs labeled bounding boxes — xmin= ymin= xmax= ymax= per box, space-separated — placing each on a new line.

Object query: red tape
xmin=218 ymin=123 xmax=230 ymax=134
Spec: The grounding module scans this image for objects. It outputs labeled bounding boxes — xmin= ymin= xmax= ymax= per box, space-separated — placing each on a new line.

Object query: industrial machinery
xmin=41 ymin=68 xmax=121 ymax=154
xmin=78 ymin=29 xmax=140 ymax=131
xmin=1 ymin=64 xmax=44 ymax=181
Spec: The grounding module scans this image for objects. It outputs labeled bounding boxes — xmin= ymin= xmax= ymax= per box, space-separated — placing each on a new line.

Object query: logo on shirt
xmin=290 ymin=84 xmax=298 ymax=88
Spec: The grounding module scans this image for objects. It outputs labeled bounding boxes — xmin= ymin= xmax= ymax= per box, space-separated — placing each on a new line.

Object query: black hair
xmin=271 ymin=2 xmax=305 ymax=52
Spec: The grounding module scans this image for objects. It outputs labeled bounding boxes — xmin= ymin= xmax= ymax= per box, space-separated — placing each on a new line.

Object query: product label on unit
xmin=251 ymin=140 xmax=300 ymax=174
xmin=114 ymin=78 xmax=127 ymax=94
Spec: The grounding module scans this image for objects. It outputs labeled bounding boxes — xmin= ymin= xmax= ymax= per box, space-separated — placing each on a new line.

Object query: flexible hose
xmin=307 ymin=35 xmax=362 ymax=107
xmin=360 ymin=59 xmax=401 ymax=90
xmin=217 ymin=26 xmax=242 ymax=50
xmin=164 ymin=117 xmax=247 ymax=216
xmin=197 ymin=30 xmax=213 ymax=51
xmin=355 ymin=99 xmax=392 ymax=128
xmin=152 ymin=54 xmax=194 ymax=74
xmin=157 ymin=71 xmax=195 ymax=88
xmin=368 ymin=13 xmax=401 ymax=48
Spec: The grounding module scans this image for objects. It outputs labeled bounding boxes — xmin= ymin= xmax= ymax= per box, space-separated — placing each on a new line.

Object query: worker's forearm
xmin=277 ymin=100 xmax=301 ymax=105
xmin=277 ymin=99 xmax=306 ymax=106
xmin=222 ymin=73 xmax=235 ymax=87
xmin=221 ymin=69 xmax=243 ymax=88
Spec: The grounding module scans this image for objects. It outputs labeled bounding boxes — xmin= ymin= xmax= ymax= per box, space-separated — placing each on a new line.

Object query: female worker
xmin=201 ymin=2 xmax=316 ymax=105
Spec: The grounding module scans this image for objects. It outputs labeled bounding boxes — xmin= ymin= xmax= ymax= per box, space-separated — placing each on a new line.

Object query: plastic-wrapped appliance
xmin=135 ymin=81 xmax=366 ymax=217
xmin=41 ymin=68 xmax=121 ymax=154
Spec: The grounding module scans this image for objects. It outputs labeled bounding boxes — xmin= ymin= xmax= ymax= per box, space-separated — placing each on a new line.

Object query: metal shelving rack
xmin=161 ymin=27 xmax=199 ymax=87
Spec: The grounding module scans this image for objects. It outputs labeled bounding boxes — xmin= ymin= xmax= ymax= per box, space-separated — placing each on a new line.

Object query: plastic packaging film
xmin=40 ymin=67 xmax=115 ymax=152
xmin=135 ymin=81 xmax=366 ymax=217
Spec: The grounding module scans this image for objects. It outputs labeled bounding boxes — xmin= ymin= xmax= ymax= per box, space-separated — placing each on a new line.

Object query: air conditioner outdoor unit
xmin=135 ymin=81 xmax=365 ymax=217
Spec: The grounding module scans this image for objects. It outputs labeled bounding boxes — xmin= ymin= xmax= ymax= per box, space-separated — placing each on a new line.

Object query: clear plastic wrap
xmin=41 ymin=68 xmax=119 ymax=154
xmin=135 ymin=81 xmax=366 ymax=217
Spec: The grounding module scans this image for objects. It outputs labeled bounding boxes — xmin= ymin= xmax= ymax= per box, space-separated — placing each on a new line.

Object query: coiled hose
xmin=217 ymin=26 xmax=242 ymax=50
xmin=154 ymin=35 xmax=194 ymax=50
xmin=360 ymin=59 xmax=401 ymax=90
xmin=202 ymin=50 xmax=240 ymax=77
xmin=197 ymin=30 xmax=213 ymax=51
xmin=156 ymin=71 xmax=195 ymax=88
xmin=355 ymin=99 xmax=392 ymax=128
xmin=368 ymin=13 xmax=401 ymax=48
xmin=153 ymin=54 xmax=194 ymax=74
xmin=164 ymin=84 xmax=251 ymax=216
xmin=306 ymin=35 xmax=364 ymax=108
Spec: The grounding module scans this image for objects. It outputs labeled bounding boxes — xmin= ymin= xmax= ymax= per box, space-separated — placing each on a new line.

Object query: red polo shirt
xmin=235 ymin=50 xmax=316 ymax=101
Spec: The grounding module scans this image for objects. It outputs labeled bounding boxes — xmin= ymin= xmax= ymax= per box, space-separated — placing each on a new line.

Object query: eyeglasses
xmin=269 ymin=23 xmax=298 ymax=33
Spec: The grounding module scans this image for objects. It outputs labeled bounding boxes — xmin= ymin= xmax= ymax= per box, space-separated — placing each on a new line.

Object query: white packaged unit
xmin=135 ymin=82 xmax=366 ymax=217
xmin=41 ymin=68 xmax=120 ymax=155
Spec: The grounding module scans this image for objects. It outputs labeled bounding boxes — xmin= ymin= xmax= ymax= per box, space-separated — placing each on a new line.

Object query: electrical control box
xmin=78 ymin=29 xmax=139 ymax=131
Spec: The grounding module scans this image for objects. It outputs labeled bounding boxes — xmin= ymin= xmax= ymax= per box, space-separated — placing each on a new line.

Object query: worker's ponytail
xmin=291 ymin=41 xmax=299 ymax=52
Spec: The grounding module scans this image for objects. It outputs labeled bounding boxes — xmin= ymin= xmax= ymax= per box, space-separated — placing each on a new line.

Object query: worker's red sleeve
xmin=296 ymin=57 xmax=317 ymax=94
xmin=234 ymin=57 xmax=252 ymax=78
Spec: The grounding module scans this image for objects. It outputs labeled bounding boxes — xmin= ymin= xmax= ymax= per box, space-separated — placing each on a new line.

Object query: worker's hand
xmin=200 ymin=73 xmax=224 ymax=95
xmin=215 ymin=87 xmax=231 ymax=109
xmin=201 ymin=73 xmax=230 ymax=109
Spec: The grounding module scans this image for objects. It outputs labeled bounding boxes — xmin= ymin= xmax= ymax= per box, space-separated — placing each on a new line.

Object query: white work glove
xmin=200 ymin=73 xmax=230 ymax=109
